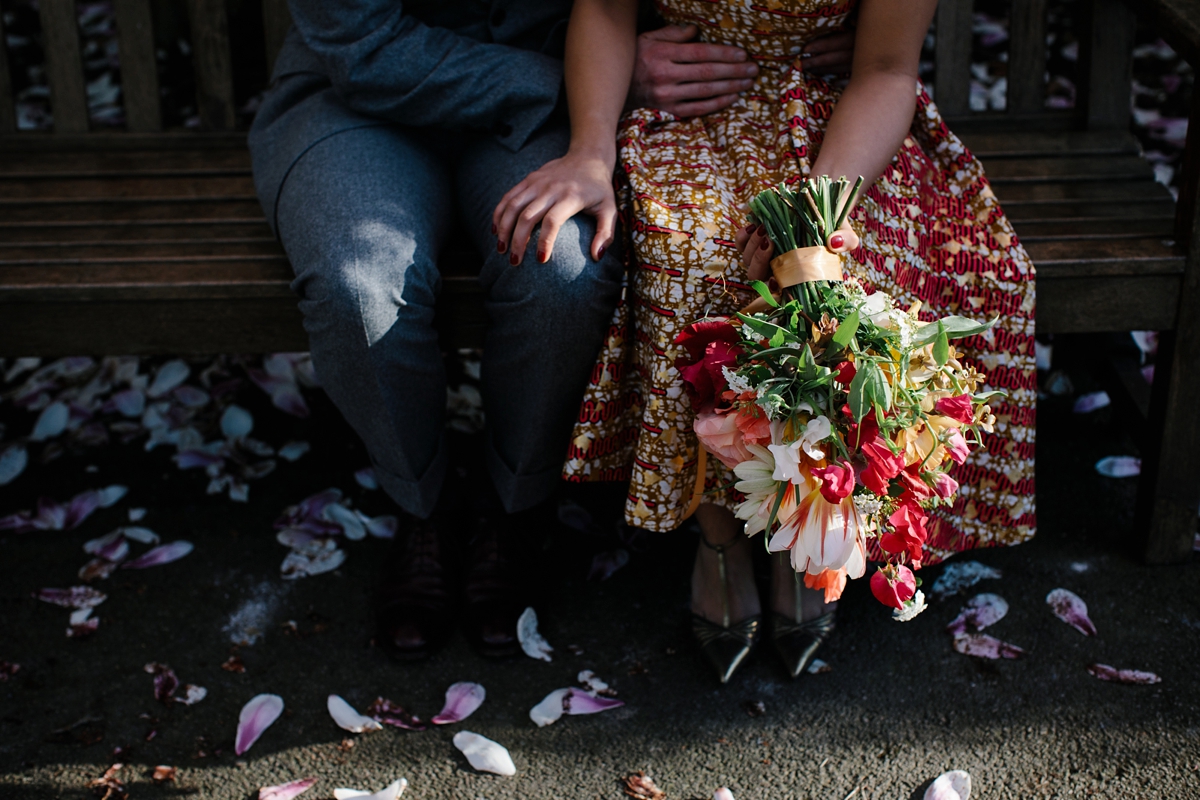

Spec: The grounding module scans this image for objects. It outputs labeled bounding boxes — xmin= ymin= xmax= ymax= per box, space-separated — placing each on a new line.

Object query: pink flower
xmin=932 ymin=471 xmax=959 ymax=499
xmin=945 ymin=428 xmax=970 ymax=464
xmin=694 ymin=407 xmax=755 ymax=468
xmin=733 ymin=405 xmax=771 ymax=445
xmin=859 ymin=437 xmax=904 ymax=495
xmin=935 ymin=394 xmax=975 ymax=425
xmin=870 ymin=564 xmax=916 ymax=610
xmin=811 ymin=462 xmax=854 ymax=504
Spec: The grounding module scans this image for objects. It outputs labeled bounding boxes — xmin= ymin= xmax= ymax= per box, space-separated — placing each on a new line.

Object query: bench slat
xmin=0 ymin=199 xmax=263 ymax=223
xmin=0 ymin=221 xmax=274 ymax=243
xmin=0 ymin=12 xmax=15 ymax=133
xmin=40 ymin=0 xmax=89 ymax=134
xmin=1003 ymin=200 xmax=1177 ymax=220
xmin=1087 ymin=0 xmax=1136 ymax=129
xmin=1037 ymin=274 xmax=1181 ymax=332
xmin=992 ymin=181 xmax=1172 ymax=202
xmin=185 ymin=0 xmax=236 ymax=130
xmin=934 ymin=0 xmax=972 ymax=118
xmin=0 ymin=149 xmax=251 ymax=173
xmin=1008 ymin=0 xmax=1048 ymax=116
xmin=113 ymin=0 xmax=162 ymax=132
xmin=0 ymin=239 xmax=281 ymax=261
xmin=1024 ymin=236 xmax=1184 ymax=273
xmin=0 ymin=176 xmax=257 ymax=199
xmin=984 ymin=155 xmax=1155 ymax=182
xmin=1012 ymin=217 xmax=1175 ymax=239
xmin=959 ymin=130 xmax=1142 ymax=158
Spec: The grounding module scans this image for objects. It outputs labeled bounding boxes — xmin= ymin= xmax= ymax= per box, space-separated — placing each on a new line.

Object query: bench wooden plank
xmin=0 ymin=12 xmax=15 ymax=133
xmin=0 ymin=150 xmax=251 ymax=173
xmin=1087 ymin=0 xmax=1136 ymax=130
xmin=0 ymin=240 xmax=281 ymax=261
xmin=185 ymin=0 xmax=236 ymax=130
xmin=1008 ymin=0 xmax=1048 ymax=115
xmin=984 ymin=155 xmax=1155 ymax=182
xmin=0 ymin=221 xmax=274 ymax=243
xmin=113 ymin=0 xmax=161 ymax=132
xmin=934 ymin=0 xmax=971 ymax=118
xmin=1037 ymin=274 xmax=1181 ymax=333
xmin=992 ymin=181 xmax=1172 ymax=202
xmin=958 ymin=131 xmax=1142 ymax=158
xmin=0 ymin=199 xmax=264 ymax=223
xmin=0 ymin=176 xmax=257 ymax=199
xmin=1003 ymin=200 xmax=1177 ymax=220
xmin=39 ymin=0 xmax=89 ymax=134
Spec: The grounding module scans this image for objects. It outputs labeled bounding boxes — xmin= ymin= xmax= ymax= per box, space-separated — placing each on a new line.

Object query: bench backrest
xmin=0 ymin=0 xmax=1137 ymax=137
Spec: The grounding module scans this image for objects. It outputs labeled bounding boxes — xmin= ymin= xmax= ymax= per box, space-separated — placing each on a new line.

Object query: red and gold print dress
xmin=563 ymin=0 xmax=1036 ymax=564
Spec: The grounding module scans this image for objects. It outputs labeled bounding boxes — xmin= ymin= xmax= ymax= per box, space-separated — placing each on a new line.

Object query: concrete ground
xmin=1 ymin=341 xmax=1198 ymax=799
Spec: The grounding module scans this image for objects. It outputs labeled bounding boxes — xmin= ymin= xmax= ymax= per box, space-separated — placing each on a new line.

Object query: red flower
xmin=834 ymin=360 xmax=856 ymax=386
xmin=842 ymin=404 xmax=880 ymax=452
xmin=870 ymin=564 xmax=916 ymax=610
xmin=859 ymin=437 xmax=904 ymax=495
xmin=945 ymin=427 xmax=970 ymax=464
xmin=811 ymin=462 xmax=854 ymax=504
xmin=733 ymin=404 xmax=771 ymax=445
xmin=935 ymin=394 xmax=974 ymax=425
xmin=897 ymin=467 xmax=935 ymax=501
xmin=675 ymin=320 xmax=742 ymax=408
xmin=881 ymin=500 xmax=929 ymax=564
xmin=932 ymin=471 xmax=959 ymax=499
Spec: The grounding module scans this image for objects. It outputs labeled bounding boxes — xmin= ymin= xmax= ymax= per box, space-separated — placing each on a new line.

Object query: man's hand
xmin=800 ymin=30 xmax=856 ymax=76
xmin=627 ymin=24 xmax=758 ymax=117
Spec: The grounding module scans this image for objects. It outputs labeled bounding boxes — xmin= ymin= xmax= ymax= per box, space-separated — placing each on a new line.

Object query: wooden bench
xmin=0 ymin=0 xmax=1196 ymax=564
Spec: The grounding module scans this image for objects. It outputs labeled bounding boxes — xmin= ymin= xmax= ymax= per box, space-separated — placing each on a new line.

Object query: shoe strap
xmin=700 ymin=534 xmax=735 ymax=629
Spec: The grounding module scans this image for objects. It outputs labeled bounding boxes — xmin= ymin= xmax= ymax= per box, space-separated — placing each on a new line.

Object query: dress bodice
xmin=655 ymin=0 xmax=857 ymax=65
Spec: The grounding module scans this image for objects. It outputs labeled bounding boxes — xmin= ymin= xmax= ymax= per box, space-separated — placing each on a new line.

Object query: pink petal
xmin=951 ymin=633 xmax=1025 ymax=659
xmin=588 ymin=549 xmax=630 ymax=581
xmin=175 ymin=449 xmax=226 ymax=470
xmin=236 ymin=694 xmax=285 ymax=755
xmin=34 ymin=497 xmax=68 ymax=531
xmin=1086 ymin=663 xmax=1161 ymax=685
xmin=260 ymin=778 xmax=318 ymax=800
xmin=1130 ymin=330 xmax=1158 ymax=356
xmin=327 ymin=694 xmax=383 ymax=733
xmin=78 ymin=557 xmax=121 ymax=582
xmin=64 ymin=491 xmax=104 ymax=529
xmin=367 ymin=697 xmax=426 ymax=731
xmin=36 ymin=586 xmax=107 ymax=609
xmin=1072 ymin=391 xmax=1110 ymax=414
xmin=1095 ymin=456 xmax=1141 ymax=478
xmin=945 ymin=593 xmax=1008 ymax=635
xmin=280 ymin=542 xmax=345 ymax=579
xmin=364 ymin=515 xmax=397 ymax=539
xmin=122 ymin=541 xmax=194 ymax=569
xmin=714 ymin=789 xmax=735 ymax=800
xmin=144 ymin=662 xmax=179 ymax=703
xmin=1141 ymin=364 xmax=1155 ymax=384
xmin=432 ymin=682 xmax=486 ymax=724
xmin=1046 ymin=588 xmax=1097 ymax=636
xmin=83 ymin=531 xmax=130 ymax=562
xmin=272 ymin=385 xmax=310 ymax=418
xmin=924 ymin=770 xmax=971 ymax=800
xmin=563 ymin=688 xmax=624 ymax=716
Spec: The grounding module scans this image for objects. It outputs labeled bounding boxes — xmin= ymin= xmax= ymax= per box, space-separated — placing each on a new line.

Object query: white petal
xmin=122 ymin=541 xmax=193 ymax=569
xmin=930 ymin=561 xmax=1002 ymax=600
xmin=431 ymin=682 xmax=485 ymax=724
xmin=0 ymin=445 xmax=28 ymax=486
xmin=96 ymin=485 xmax=128 ymax=508
xmin=147 ymin=359 xmax=190 ymax=398
xmin=31 ymin=401 xmax=69 ymax=441
xmin=714 ymin=789 xmax=735 ymax=800
xmin=517 ymin=607 xmax=553 ymax=662
xmin=327 ymin=694 xmax=383 ymax=733
xmin=1095 ymin=456 xmax=1141 ymax=478
xmin=120 ymin=526 xmax=160 ymax=545
xmin=1072 ymin=391 xmax=1110 ymax=413
xmin=221 ymin=405 xmax=254 ymax=440
xmin=924 ymin=770 xmax=971 ymax=800
xmin=127 ymin=508 xmax=147 ymax=522
xmin=576 ymin=670 xmax=609 ymax=693
xmin=354 ymin=468 xmax=378 ymax=490
xmin=176 ymin=684 xmax=207 ymax=705
xmin=111 ymin=388 xmax=146 ymax=417
xmin=277 ymin=441 xmax=310 ymax=462
xmin=69 ymin=607 xmax=94 ymax=625
xmin=323 ymin=503 xmax=365 ymax=541
xmin=280 ymin=546 xmax=345 ymax=579
xmin=529 ymin=688 xmax=569 ymax=727
xmin=364 ymin=515 xmax=397 ymax=539
xmin=36 ymin=586 xmax=107 ymax=609
xmin=452 ymin=731 xmax=516 ymax=776
xmin=235 ymin=694 xmax=284 ymax=755
xmin=333 ymin=779 xmax=407 ymax=800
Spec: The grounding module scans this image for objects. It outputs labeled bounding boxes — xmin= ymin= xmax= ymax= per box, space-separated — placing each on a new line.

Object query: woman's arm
xmin=739 ymin=0 xmax=937 ymax=278
xmin=493 ymin=0 xmax=639 ymax=264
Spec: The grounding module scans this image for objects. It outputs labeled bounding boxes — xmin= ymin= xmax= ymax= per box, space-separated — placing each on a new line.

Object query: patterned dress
xmin=563 ymin=0 xmax=1036 ymax=564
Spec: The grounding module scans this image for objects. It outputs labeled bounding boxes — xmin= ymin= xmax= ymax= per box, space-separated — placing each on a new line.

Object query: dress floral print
xmin=563 ymin=0 xmax=1036 ymax=565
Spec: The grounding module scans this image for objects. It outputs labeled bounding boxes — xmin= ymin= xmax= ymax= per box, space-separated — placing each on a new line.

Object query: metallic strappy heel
xmin=690 ymin=535 xmax=761 ymax=684
xmin=771 ymin=570 xmax=836 ymax=679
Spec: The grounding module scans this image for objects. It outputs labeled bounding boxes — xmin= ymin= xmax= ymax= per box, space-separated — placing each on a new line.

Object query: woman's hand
xmin=733 ymin=220 xmax=859 ymax=282
xmin=493 ymin=150 xmax=617 ymax=265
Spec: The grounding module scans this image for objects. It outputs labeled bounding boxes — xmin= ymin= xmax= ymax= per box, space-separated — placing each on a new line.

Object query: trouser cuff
xmin=374 ymin=437 xmax=449 ymax=520
xmin=485 ymin=436 xmax=562 ymax=514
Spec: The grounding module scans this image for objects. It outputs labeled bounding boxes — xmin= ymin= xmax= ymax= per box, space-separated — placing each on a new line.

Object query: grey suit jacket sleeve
xmin=288 ymin=0 xmax=564 ymax=152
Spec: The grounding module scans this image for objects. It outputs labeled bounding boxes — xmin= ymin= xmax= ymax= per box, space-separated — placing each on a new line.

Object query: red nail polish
xmin=537 ymin=249 xmax=547 ymax=263
xmin=759 ymin=238 xmax=770 ymax=250
xmin=756 ymin=224 xmax=766 ymax=236
xmin=510 ymin=253 xmax=520 ymax=266
xmin=744 ymin=223 xmax=756 ymax=232
xmin=830 ymin=233 xmax=845 ymax=249
xmin=597 ymin=244 xmax=606 ymax=260
xmin=497 ymin=240 xmax=507 ymax=254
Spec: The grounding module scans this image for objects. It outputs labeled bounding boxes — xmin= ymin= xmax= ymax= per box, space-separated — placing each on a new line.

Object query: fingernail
xmin=830 ymin=233 xmax=845 ymax=249
xmin=597 ymin=245 xmax=606 ymax=260
xmin=744 ymin=223 xmax=756 ymax=232
xmin=537 ymin=249 xmax=547 ymax=263
xmin=497 ymin=240 xmax=507 ymax=254
xmin=510 ymin=252 xmax=520 ymax=266
xmin=759 ymin=238 xmax=770 ymax=250
xmin=756 ymin=224 xmax=766 ymax=236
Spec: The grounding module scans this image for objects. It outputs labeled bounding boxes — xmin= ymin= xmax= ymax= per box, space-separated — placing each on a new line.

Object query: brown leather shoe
xmin=374 ymin=513 xmax=456 ymax=661
xmin=461 ymin=506 xmax=545 ymax=658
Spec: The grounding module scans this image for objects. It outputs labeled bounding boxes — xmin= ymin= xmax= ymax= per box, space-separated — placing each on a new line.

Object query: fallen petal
xmin=177 ymin=684 xmax=207 ymax=705
xmin=147 ymin=359 xmax=190 ymax=398
xmin=281 ymin=544 xmax=345 ymax=579
xmin=172 ymin=385 xmax=210 ymax=409
xmin=367 ymin=697 xmax=426 ymax=730
xmin=517 ymin=607 xmax=553 ymax=662
xmin=260 ymin=777 xmax=318 ymax=800
xmin=892 ymin=589 xmax=928 ymax=622
xmin=623 ymin=772 xmax=666 ymax=800
xmin=109 ymin=388 xmax=146 ymax=418
xmin=333 ymin=779 xmax=408 ymax=800
xmin=221 ymin=405 xmax=254 ymax=440
xmin=564 ymin=688 xmax=624 ymax=716
xmin=530 ymin=689 xmax=570 ymax=727
xmin=452 ymin=731 xmax=516 ymax=776
xmin=328 ymin=694 xmax=383 ymax=733
xmin=432 ymin=681 xmax=486 ymax=724
xmin=324 ymin=503 xmax=365 ymax=541
xmin=1086 ymin=663 xmax=1162 ymax=685
xmin=714 ymin=789 xmax=735 ymax=800
xmin=31 ymin=401 xmax=69 ymax=441
xmin=151 ymin=765 xmax=177 ymax=783
xmin=0 ymin=445 xmax=28 ymax=486
xmin=36 ymin=586 xmax=107 ymax=609
xmin=806 ymin=658 xmax=832 ymax=674
xmin=122 ymin=541 xmax=193 ymax=569
xmin=577 ymin=670 xmax=610 ymax=694
xmin=175 ymin=449 xmax=225 ymax=470
xmin=120 ymin=526 xmax=160 ymax=545
xmin=277 ymin=441 xmax=311 ymax=462
xmin=67 ymin=615 xmax=100 ymax=637
xmin=1072 ymin=390 xmax=1110 ymax=413
xmin=235 ymin=694 xmax=284 ymax=755
xmin=64 ymin=490 xmax=104 ymax=529
xmin=354 ymin=468 xmax=378 ymax=490
xmin=924 ymin=770 xmax=972 ymax=800
xmin=931 ymin=561 xmax=1003 ymax=600
xmin=127 ymin=508 xmax=147 ymax=522
xmin=78 ymin=557 xmax=120 ymax=581
xmin=589 ymin=548 xmax=630 ymax=581
xmin=144 ymin=662 xmax=180 ymax=703
xmin=364 ymin=515 xmax=397 ymax=539
xmin=96 ymin=485 xmax=127 ymax=508
xmin=272 ymin=384 xmax=311 ymax=418
xmin=1046 ymin=588 xmax=1097 ymax=636
xmin=1095 ymin=455 xmax=1141 ymax=478
xmin=83 ymin=531 xmax=130 ymax=562
xmin=946 ymin=593 xmax=1009 ymax=635
xmin=69 ymin=607 xmax=94 ymax=626
xmin=0 ymin=661 xmax=20 ymax=681
xmin=951 ymin=633 xmax=1024 ymax=659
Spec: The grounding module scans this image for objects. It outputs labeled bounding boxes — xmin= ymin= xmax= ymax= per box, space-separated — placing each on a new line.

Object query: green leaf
xmin=749 ymin=280 xmax=780 ymax=308
xmin=848 ymin=361 xmax=871 ymax=422
xmin=933 ymin=321 xmax=950 ymax=366
xmin=735 ymin=313 xmax=793 ymax=343
xmin=912 ymin=315 xmax=999 ymax=347
xmin=831 ymin=308 xmax=860 ymax=349
xmin=769 ymin=328 xmax=786 ymax=348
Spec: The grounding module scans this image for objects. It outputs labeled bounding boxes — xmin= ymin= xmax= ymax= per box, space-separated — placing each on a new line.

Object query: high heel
xmin=690 ymin=535 xmax=761 ymax=684
xmin=771 ymin=571 xmax=836 ymax=679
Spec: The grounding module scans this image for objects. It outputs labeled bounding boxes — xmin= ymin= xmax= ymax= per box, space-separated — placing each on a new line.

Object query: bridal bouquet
xmin=676 ymin=176 xmax=1001 ymax=620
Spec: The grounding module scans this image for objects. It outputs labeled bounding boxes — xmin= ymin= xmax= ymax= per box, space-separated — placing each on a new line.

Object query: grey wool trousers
xmin=264 ymin=100 xmax=624 ymax=519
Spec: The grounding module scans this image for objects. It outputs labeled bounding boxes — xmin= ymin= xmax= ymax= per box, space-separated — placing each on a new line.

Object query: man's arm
xmin=289 ymin=0 xmax=564 ymax=151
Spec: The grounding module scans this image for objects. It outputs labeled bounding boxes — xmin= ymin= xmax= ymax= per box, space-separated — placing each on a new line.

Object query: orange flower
xmin=805 ymin=568 xmax=848 ymax=603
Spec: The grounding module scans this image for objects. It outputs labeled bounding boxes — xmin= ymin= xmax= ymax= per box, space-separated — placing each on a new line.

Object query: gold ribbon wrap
xmin=740 ymin=245 xmax=844 ymax=315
